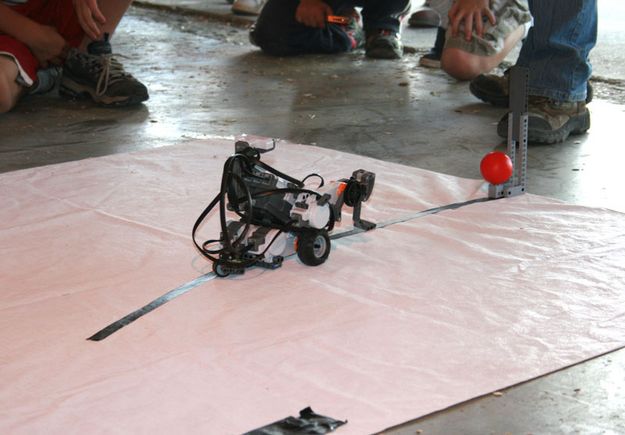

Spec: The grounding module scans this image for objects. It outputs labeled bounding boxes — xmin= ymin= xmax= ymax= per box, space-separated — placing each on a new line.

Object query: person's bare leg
xmin=0 ymin=56 xmax=25 ymax=113
xmin=441 ymin=24 xmax=525 ymax=81
xmin=78 ymin=0 xmax=134 ymax=51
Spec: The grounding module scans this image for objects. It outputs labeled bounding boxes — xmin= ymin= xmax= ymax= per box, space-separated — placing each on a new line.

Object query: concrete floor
xmin=1 ymin=1 xmax=625 ymax=433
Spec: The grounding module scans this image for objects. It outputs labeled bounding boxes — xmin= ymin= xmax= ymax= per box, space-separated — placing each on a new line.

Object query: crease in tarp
xmin=42 ymin=192 xmax=192 ymax=242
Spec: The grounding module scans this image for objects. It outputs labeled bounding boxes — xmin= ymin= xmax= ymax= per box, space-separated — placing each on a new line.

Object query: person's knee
xmin=0 ymin=79 xmax=18 ymax=113
xmin=0 ymin=59 xmax=21 ymax=113
xmin=0 ymin=97 xmax=13 ymax=114
xmin=250 ymin=16 xmax=294 ymax=56
xmin=250 ymin=0 xmax=301 ymax=56
xmin=440 ymin=48 xmax=486 ymax=81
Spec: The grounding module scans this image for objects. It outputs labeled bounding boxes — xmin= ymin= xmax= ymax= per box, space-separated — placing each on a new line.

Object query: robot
xmin=192 ymin=141 xmax=376 ymax=277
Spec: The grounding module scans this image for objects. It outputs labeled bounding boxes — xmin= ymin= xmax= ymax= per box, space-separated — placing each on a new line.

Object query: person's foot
xmin=418 ymin=26 xmax=445 ymax=68
xmin=408 ymin=5 xmax=441 ymax=28
xmin=418 ymin=49 xmax=441 ymax=68
xmin=60 ymin=35 xmax=149 ymax=106
xmin=365 ymin=29 xmax=403 ymax=59
xmin=231 ymin=0 xmax=266 ymax=15
xmin=470 ymin=69 xmax=594 ymax=107
xmin=28 ymin=66 xmax=61 ymax=95
xmin=497 ymin=96 xmax=591 ymax=144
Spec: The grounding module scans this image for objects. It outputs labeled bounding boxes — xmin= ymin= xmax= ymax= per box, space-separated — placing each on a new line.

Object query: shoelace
xmin=95 ymin=55 xmax=130 ymax=97
xmin=76 ymin=51 xmax=130 ymax=97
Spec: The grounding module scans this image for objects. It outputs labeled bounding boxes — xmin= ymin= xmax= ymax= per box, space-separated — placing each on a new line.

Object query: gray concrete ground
xmin=1 ymin=1 xmax=624 ymax=433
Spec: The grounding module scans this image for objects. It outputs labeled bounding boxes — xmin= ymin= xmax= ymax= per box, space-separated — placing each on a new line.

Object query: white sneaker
xmin=231 ymin=0 xmax=266 ymax=15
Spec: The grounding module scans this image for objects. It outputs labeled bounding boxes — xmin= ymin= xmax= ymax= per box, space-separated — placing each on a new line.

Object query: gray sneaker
xmin=365 ymin=29 xmax=403 ymax=59
xmin=60 ymin=35 xmax=148 ymax=106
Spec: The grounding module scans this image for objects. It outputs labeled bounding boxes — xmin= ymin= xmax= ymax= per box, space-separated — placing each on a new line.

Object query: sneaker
xmin=497 ymin=96 xmax=591 ymax=144
xmin=60 ymin=35 xmax=149 ymax=106
xmin=28 ymin=66 xmax=61 ymax=95
xmin=470 ymin=69 xmax=593 ymax=107
xmin=365 ymin=29 xmax=403 ymax=59
xmin=232 ymin=0 xmax=266 ymax=15
xmin=419 ymin=51 xmax=440 ymax=68
xmin=408 ymin=5 xmax=441 ymax=28
xmin=418 ymin=26 xmax=445 ymax=68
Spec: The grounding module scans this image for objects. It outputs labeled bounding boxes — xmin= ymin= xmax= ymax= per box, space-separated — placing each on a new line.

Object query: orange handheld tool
xmin=326 ymin=15 xmax=350 ymax=25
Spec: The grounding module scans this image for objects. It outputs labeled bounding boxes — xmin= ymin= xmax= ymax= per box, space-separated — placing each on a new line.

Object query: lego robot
xmin=192 ymin=141 xmax=376 ymax=277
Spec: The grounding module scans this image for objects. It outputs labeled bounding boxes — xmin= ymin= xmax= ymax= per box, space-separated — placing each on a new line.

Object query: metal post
xmin=488 ymin=66 xmax=529 ymax=199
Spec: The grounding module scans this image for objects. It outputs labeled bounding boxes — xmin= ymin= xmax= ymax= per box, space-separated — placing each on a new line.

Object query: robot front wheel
xmin=296 ymin=229 xmax=331 ymax=266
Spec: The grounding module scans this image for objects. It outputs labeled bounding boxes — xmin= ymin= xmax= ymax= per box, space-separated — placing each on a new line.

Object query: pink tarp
xmin=1 ymin=138 xmax=625 ymax=434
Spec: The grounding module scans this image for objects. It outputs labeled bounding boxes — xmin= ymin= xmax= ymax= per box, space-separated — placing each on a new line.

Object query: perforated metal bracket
xmin=489 ymin=66 xmax=529 ymax=199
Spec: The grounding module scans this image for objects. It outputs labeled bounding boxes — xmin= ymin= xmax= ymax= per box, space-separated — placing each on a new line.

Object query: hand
xmin=296 ymin=0 xmax=333 ymax=28
xmin=449 ymin=0 xmax=496 ymax=41
xmin=73 ymin=0 xmax=107 ymax=41
xmin=27 ymin=25 xmax=69 ymax=67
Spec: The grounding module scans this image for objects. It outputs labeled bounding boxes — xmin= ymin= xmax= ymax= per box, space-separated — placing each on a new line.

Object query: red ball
xmin=480 ymin=151 xmax=513 ymax=185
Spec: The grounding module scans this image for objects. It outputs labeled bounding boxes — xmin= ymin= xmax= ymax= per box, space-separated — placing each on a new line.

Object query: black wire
xmin=302 ymin=173 xmax=324 ymax=188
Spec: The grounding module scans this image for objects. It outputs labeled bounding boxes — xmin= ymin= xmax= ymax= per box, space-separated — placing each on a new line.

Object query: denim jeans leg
xmin=517 ymin=0 xmax=597 ymax=102
xmin=357 ymin=0 xmax=411 ymax=33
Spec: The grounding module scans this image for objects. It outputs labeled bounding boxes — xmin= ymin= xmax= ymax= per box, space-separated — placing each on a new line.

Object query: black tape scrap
xmin=243 ymin=407 xmax=346 ymax=435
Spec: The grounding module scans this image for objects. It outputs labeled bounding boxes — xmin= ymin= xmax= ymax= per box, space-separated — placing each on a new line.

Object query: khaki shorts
xmin=444 ymin=0 xmax=532 ymax=57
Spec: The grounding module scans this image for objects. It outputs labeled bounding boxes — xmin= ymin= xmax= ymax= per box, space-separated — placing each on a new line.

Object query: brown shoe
xmin=497 ymin=96 xmax=591 ymax=144
xmin=471 ymin=69 xmax=594 ymax=107
xmin=408 ymin=7 xmax=441 ymax=28
xmin=470 ymin=70 xmax=510 ymax=107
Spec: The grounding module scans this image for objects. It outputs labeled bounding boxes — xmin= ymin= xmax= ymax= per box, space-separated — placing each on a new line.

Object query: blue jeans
xmin=251 ymin=0 xmax=410 ymax=56
xmin=517 ymin=0 xmax=597 ymax=102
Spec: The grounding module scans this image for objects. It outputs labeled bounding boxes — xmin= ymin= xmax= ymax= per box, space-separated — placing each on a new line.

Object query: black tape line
xmin=88 ymin=196 xmax=491 ymax=341
xmin=87 ymin=272 xmax=215 ymax=341
xmin=331 ymin=197 xmax=492 ymax=241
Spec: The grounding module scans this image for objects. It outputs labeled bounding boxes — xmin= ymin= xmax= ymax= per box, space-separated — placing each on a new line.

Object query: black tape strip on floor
xmin=331 ymin=197 xmax=491 ymax=240
xmin=87 ymin=273 xmax=215 ymax=341
xmin=243 ymin=407 xmax=346 ymax=435
xmin=87 ymin=196 xmax=492 ymax=341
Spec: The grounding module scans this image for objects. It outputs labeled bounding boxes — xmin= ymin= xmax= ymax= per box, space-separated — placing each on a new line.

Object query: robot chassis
xmin=192 ymin=141 xmax=376 ymax=277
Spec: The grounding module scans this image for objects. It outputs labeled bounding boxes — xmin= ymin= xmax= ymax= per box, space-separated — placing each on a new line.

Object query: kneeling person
xmin=438 ymin=0 xmax=532 ymax=81
xmin=250 ymin=0 xmax=411 ymax=59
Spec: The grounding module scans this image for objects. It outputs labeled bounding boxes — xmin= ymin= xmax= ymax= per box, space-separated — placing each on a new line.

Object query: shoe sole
xmin=60 ymin=78 xmax=148 ymax=107
xmin=419 ymin=57 xmax=441 ymax=68
xmin=408 ymin=19 xmax=440 ymax=28
xmin=231 ymin=5 xmax=262 ymax=15
xmin=497 ymin=110 xmax=591 ymax=144
xmin=366 ymin=50 xmax=402 ymax=59
xmin=366 ymin=45 xmax=403 ymax=59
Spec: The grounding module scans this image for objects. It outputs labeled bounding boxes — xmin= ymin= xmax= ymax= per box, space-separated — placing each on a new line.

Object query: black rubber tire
xmin=213 ymin=261 xmax=230 ymax=277
xmin=297 ymin=230 xmax=331 ymax=266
